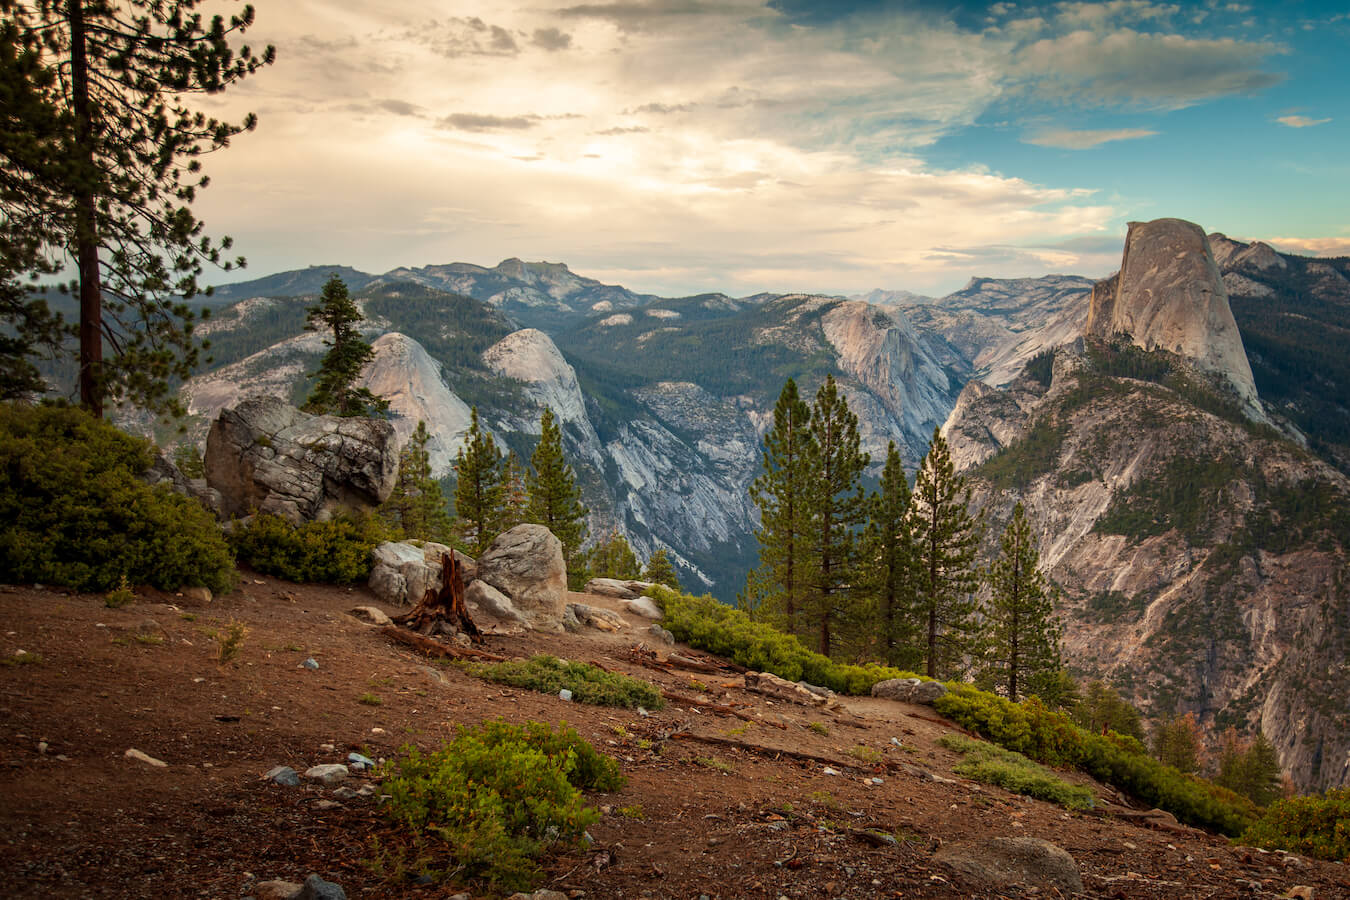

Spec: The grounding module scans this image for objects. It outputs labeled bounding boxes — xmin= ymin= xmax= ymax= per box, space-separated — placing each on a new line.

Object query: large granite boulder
xmin=465 ymin=579 xmax=527 ymax=627
xmin=935 ymin=837 xmax=1082 ymax=894
xmin=142 ymin=452 xmax=224 ymax=515
xmin=584 ymin=577 xmax=655 ymax=599
xmin=476 ymin=525 xmax=567 ymax=631
xmin=204 ymin=396 xmax=398 ymax=523
xmin=368 ymin=541 xmax=472 ymax=606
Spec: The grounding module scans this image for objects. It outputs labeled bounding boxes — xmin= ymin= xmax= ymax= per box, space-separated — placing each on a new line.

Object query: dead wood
xmin=669 ymin=731 xmax=887 ymax=770
xmin=391 ymin=550 xmax=480 ymax=640
xmin=381 ymin=626 xmax=505 ymax=662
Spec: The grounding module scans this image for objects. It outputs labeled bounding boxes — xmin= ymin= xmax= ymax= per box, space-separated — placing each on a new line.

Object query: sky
xmin=195 ymin=0 xmax=1350 ymax=297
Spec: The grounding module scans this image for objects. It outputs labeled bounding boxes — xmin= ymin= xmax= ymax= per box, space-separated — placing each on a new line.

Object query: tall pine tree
xmin=454 ymin=407 xmax=504 ymax=557
xmin=303 ymin=275 xmax=386 ymax=417
xmin=802 ymin=374 xmax=869 ymax=657
xmin=588 ymin=528 xmax=640 ymax=580
xmin=982 ymin=502 xmax=1062 ymax=701
xmin=526 ymin=407 xmax=589 ymax=584
xmin=909 ymin=426 xmax=982 ymax=679
xmin=643 ymin=547 xmax=681 ymax=590
xmin=863 ymin=441 xmax=920 ymax=668
xmin=745 ymin=378 xmax=814 ymax=637
xmin=497 ymin=449 xmax=529 ymax=534
xmin=0 ymin=1 xmax=273 ymax=417
xmin=382 ymin=420 xmax=451 ymax=541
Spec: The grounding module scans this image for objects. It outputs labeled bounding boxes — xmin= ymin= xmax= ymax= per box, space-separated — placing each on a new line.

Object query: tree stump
xmin=391 ymin=550 xmax=481 ymax=641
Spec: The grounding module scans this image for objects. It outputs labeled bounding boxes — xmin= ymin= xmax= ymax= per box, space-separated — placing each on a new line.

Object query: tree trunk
xmin=391 ymin=550 xmax=480 ymax=640
xmin=69 ymin=0 xmax=104 ymax=417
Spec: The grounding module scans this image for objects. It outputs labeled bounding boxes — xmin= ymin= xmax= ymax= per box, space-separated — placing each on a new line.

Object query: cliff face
xmin=1086 ymin=218 xmax=1263 ymax=421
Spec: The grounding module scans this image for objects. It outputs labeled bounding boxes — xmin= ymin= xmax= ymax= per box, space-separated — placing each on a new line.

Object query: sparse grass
xmin=179 ymin=612 xmax=196 ymax=622
xmin=939 ymin=735 xmax=1094 ymax=811
xmin=609 ymin=724 xmax=630 ymax=739
xmin=724 ymin=725 xmax=747 ymax=736
xmin=476 ymin=655 xmax=665 ymax=710
xmin=104 ymin=575 xmax=135 ymax=609
xmin=808 ymin=722 xmax=830 ymax=736
xmin=134 ymin=634 xmax=163 ymax=646
xmin=214 ymin=620 xmax=248 ymax=663
xmin=615 ymin=804 xmax=645 ymax=819
xmin=688 ymin=678 xmax=709 ymax=692
xmin=807 ymin=790 xmax=842 ymax=811
xmin=2 ymin=650 xmax=42 ymax=667
xmin=693 ymin=756 xmax=734 ymax=774
xmin=359 ymin=693 xmax=384 ymax=707
xmin=848 ymin=744 xmax=882 ymax=765
xmin=636 ymin=738 xmax=653 ymax=751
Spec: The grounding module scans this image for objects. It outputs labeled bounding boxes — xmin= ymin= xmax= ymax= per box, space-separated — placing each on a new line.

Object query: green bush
xmin=379 ymin=720 xmax=624 ymax=891
xmin=478 ymin=655 xmax=665 ymax=710
xmin=650 ymin=586 xmax=924 ymax=694
xmin=940 ymin=734 xmax=1094 ymax=810
xmin=1240 ymin=788 xmax=1350 ymax=862
xmin=0 ymin=403 xmax=235 ymax=593
xmin=229 ymin=511 xmax=387 ymax=583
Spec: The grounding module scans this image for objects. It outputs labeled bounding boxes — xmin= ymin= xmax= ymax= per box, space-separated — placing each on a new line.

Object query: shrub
xmin=0 ymin=403 xmax=235 ymax=593
xmin=214 ymin=620 xmax=247 ymax=663
xmin=1240 ymin=788 xmax=1350 ymax=862
xmin=477 ymin=655 xmax=665 ymax=710
xmin=379 ymin=720 xmax=623 ymax=891
xmin=941 ymin=734 xmax=1094 ymax=810
xmin=104 ymin=574 xmax=136 ymax=608
xmin=229 ymin=511 xmax=388 ymax=583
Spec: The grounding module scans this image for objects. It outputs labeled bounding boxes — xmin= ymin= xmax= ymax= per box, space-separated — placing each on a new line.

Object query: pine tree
xmin=1072 ymin=681 xmax=1145 ymax=742
xmin=983 ymin=502 xmax=1063 ymax=701
xmin=454 ymin=407 xmax=504 ymax=557
xmin=643 ymin=547 xmax=681 ymax=590
xmin=801 ymin=374 xmax=869 ymax=657
xmin=0 ymin=270 xmax=71 ymax=399
xmin=383 ymin=420 xmax=452 ymax=541
xmin=746 ymin=378 xmax=814 ymax=637
xmin=909 ymin=426 xmax=982 ymax=679
xmin=862 ymin=441 xmax=919 ymax=668
xmin=497 ymin=449 xmax=529 ymax=534
xmin=588 ymin=528 xmax=640 ymax=580
xmin=303 ymin=275 xmax=387 ymax=417
xmin=1152 ymin=712 xmax=1204 ymax=774
xmin=1216 ymin=728 xmax=1283 ymax=806
xmin=0 ymin=1 xmax=273 ymax=417
xmin=526 ymin=407 xmax=589 ymax=583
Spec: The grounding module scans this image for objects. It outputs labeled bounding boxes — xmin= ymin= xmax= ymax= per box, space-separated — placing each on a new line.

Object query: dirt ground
xmin=1 ymin=574 xmax=1346 ymax=899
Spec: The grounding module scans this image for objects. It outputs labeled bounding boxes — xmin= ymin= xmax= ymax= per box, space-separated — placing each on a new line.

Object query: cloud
xmin=625 ymin=102 xmax=694 ymax=115
xmin=1012 ymin=29 xmax=1284 ymax=108
xmin=556 ymin=1 xmax=772 ymax=33
xmin=532 ymin=27 xmax=573 ymax=50
xmin=594 ymin=125 xmax=650 ymax=134
xmin=437 ymin=113 xmax=541 ymax=132
xmin=1023 ymin=127 xmax=1159 ymax=149
xmin=1276 ymin=115 xmax=1330 ymax=128
xmin=1266 ymin=237 xmax=1350 ymax=258
xmin=408 ymin=17 xmax=521 ymax=58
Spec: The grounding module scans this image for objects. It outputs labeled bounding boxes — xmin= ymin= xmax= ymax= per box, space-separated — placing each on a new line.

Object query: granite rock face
xmin=204 ymin=397 xmax=397 ymax=523
xmin=475 ymin=525 xmax=567 ymax=631
xmin=1086 ymin=218 xmax=1263 ymax=421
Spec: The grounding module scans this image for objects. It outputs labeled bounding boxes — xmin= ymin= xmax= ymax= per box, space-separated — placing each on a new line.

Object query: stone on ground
xmin=465 ymin=579 xmax=527 ymax=626
xmin=124 ymin=748 xmax=167 ymax=767
xmin=935 ymin=836 xmax=1083 ymax=894
xmin=295 ymin=873 xmax=347 ymax=900
xmin=348 ymin=606 xmax=391 ymax=626
xmin=623 ymin=596 xmax=663 ymax=620
xmin=304 ymin=764 xmax=348 ymax=785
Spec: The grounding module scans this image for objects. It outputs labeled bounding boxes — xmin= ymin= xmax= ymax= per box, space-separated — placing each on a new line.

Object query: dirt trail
xmin=1 ymin=576 xmax=1345 ymax=898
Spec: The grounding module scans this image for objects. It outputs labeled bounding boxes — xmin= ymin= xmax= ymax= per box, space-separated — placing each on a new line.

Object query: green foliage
xmin=0 ymin=271 xmax=71 ymax=401
xmin=478 ymin=655 xmax=665 ymax=710
xmin=378 ymin=720 xmax=623 ymax=892
xmin=1240 ymin=788 xmax=1350 ymax=862
xmin=229 ymin=512 xmax=387 ymax=584
xmin=1 ymin=1 xmax=273 ymax=415
xmin=910 ymin=426 xmax=982 ymax=679
xmin=525 ymin=408 xmax=588 ymax=581
xmin=1023 ymin=349 xmax=1055 ymax=389
xmin=587 ymin=528 xmax=640 ymax=580
xmin=454 ymin=406 xmax=504 ymax=557
xmin=861 ymin=441 xmax=920 ymax=669
xmin=974 ymin=419 xmax=1066 ymax=491
xmin=1072 ymin=680 xmax=1146 ymax=742
xmin=982 ymin=503 xmax=1063 ymax=702
xmin=933 ymin=684 xmax=1256 ymax=835
xmin=104 ymin=574 xmax=135 ymax=608
xmin=172 ymin=443 xmax=205 ymax=479
xmin=940 ymin=734 xmax=1094 ymax=810
xmin=382 ymin=420 xmax=452 ymax=542
xmin=1094 ymin=455 xmax=1247 ymax=543
xmin=0 ymin=403 xmax=235 ymax=593
xmin=214 ymin=620 xmax=247 ymax=663
xmin=303 ymin=275 xmax=388 ymax=417
xmin=497 ymin=450 xmax=529 ymax=535
xmin=1152 ymin=712 xmax=1203 ymax=775
xmin=1215 ymin=728 xmax=1283 ymax=807
xmin=642 ymin=547 xmax=681 ymax=590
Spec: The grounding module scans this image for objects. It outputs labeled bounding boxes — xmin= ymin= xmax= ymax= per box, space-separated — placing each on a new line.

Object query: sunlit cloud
xmin=1023 ymin=127 xmax=1159 ymax=148
xmin=1276 ymin=114 xmax=1330 ymax=128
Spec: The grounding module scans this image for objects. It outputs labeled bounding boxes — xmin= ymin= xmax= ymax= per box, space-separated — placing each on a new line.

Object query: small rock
xmin=254 ymin=880 xmax=302 ymax=900
xmin=264 ymin=765 xmax=301 ymax=787
xmin=1279 ymin=888 xmax=1315 ymax=900
xmin=935 ymin=836 xmax=1083 ymax=894
xmin=295 ymin=873 xmax=347 ymax=900
xmin=181 ymin=586 xmax=213 ymax=604
xmin=312 ymin=799 xmax=342 ymax=811
xmin=623 ymin=597 xmax=663 ymax=620
xmin=347 ymin=752 xmax=375 ymax=771
xmin=356 ymin=784 xmax=378 ymax=797
xmin=822 ymin=766 xmax=840 ymax=776
xmin=304 ymin=764 xmax=349 ymax=785
xmin=124 ymin=748 xmax=167 ymax=767
xmin=559 ymin=689 xmax=574 ymax=702
xmin=37 ymin=741 xmax=48 ymax=754
xmin=301 ymin=658 xmax=319 ymax=670
xmin=332 ymin=786 xmax=360 ymax=800
xmin=648 ymin=624 xmax=675 ymax=645
xmin=319 ymin=743 xmax=336 ymax=752
xmin=349 ymin=606 xmax=391 ymax=626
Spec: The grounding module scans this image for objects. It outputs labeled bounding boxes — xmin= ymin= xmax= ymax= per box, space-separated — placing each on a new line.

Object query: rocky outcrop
xmin=1085 ymin=218 xmax=1263 ymax=421
xmin=584 ymin=578 xmax=654 ymax=599
xmin=358 ymin=333 xmax=473 ymax=476
xmin=368 ymin=541 xmax=471 ymax=607
xmin=482 ymin=328 xmax=602 ymax=462
xmin=475 ymin=525 xmax=568 ymax=631
xmin=203 ymin=397 xmax=397 ymax=522
xmin=465 ymin=579 xmax=527 ymax=627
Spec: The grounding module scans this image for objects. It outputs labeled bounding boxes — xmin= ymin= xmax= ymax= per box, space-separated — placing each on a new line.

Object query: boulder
xmin=475 ymin=525 xmax=567 ymax=631
xmin=368 ymin=541 xmax=471 ymax=606
xmin=935 ymin=837 xmax=1082 ymax=894
xmin=349 ymin=606 xmax=391 ymax=626
xmin=465 ymin=579 xmax=527 ymax=626
xmin=871 ymin=678 xmax=921 ymax=702
xmin=142 ymin=452 xmax=224 ymax=514
xmin=623 ymin=597 xmax=664 ymax=620
xmin=910 ymin=680 xmax=948 ymax=705
xmin=295 ymin=874 xmax=347 ymax=900
xmin=744 ymin=670 xmax=828 ymax=707
xmin=204 ymin=396 xmax=397 ymax=523
xmin=648 ymin=623 xmax=676 ymax=645
xmin=566 ymin=603 xmax=627 ymax=633
xmin=584 ymin=577 xmax=655 ymax=599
